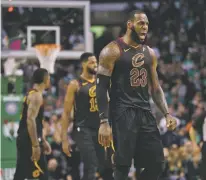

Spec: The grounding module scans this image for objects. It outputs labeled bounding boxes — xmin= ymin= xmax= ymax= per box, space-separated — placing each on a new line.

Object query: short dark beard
xmin=87 ymin=67 xmax=96 ymax=75
xmin=130 ymin=27 xmax=146 ymax=45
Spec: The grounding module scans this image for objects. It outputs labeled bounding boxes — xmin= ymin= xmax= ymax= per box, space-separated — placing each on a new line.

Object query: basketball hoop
xmin=35 ymin=44 xmax=60 ymax=74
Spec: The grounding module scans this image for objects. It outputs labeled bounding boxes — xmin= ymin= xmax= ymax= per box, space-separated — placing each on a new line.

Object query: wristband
xmin=96 ymin=74 xmax=110 ymax=119
xmin=99 ymin=112 xmax=108 ymax=119
xmin=100 ymin=119 xmax=109 ymax=124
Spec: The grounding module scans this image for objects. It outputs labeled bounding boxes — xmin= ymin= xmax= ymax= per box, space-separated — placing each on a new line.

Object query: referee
xmin=189 ymin=113 xmax=206 ymax=180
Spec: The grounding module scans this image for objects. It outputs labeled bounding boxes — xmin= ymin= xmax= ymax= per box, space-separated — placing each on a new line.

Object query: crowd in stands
xmin=1 ymin=0 xmax=206 ymax=179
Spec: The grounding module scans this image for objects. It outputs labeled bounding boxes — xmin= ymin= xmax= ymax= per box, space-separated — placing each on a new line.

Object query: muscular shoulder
xmin=147 ymin=46 xmax=155 ymax=56
xmin=99 ymin=41 xmax=121 ymax=62
xmin=67 ymin=79 xmax=79 ymax=92
xmin=28 ymin=92 xmax=42 ymax=105
xmin=98 ymin=41 xmax=120 ymax=76
xmin=147 ymin=46 xmax=157 ymax=67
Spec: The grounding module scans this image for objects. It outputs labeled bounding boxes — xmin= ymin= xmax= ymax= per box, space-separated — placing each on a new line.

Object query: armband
xmin=96 ymin=74 xmax=110 ymax=119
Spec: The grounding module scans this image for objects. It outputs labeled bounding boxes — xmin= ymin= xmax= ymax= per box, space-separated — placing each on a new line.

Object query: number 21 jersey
xmin=110 ymin=38 xmax=151 ymax=111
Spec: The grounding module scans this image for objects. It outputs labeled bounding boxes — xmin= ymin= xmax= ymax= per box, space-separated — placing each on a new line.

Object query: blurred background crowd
xmin=1 ymin=0 xmax=206 ymax=180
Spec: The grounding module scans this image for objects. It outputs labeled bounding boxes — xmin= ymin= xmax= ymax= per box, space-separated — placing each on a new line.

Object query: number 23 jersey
xmin=73 ymin=77 xmax=99 ymax=129
xmin=110 ymin=38 xmax=151 ymax=111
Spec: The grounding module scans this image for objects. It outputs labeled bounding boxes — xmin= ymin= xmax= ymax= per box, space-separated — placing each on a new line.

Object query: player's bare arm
xmin=61 ymin=80 xmax=78 ymax=156
xmin=148 ymin=47 xmax=176 ymax=130
xmin=96 ymin=42 xmax=120 ymax=147
xmin=27 ymin=92 xmax=42 ymax=161
xmin=148 ymin=48 xmax=168 ymax=115
xmin=97 ymin=42 xmax=120 ymax=76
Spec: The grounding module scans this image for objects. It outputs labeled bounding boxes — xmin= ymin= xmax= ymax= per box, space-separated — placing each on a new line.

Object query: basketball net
xmin=35 ymin=44 xmax=60 ymax=74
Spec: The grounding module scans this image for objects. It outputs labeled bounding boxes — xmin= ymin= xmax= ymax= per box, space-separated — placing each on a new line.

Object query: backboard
xmin=1 ymin=0 xmax=92 ymax=60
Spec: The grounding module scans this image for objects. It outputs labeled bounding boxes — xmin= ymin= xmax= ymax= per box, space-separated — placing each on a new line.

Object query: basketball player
xmin=96 ymin=10 xmax=177 ymax=180
xmin=190 ymin=113 xmax=206 ymax=180
xmin=13 ymin=68 xmax=51 ymax=180
xmin=61 ymin=52 xmax=113 ymax=180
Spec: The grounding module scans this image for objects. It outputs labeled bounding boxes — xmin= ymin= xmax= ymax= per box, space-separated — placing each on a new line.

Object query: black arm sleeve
xmin=96 ymin=74 xmax=110 ymax=119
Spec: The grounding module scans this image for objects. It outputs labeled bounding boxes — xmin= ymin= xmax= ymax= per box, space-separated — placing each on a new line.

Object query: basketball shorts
xmin=73 ymin=127 xmax=113 ymax=180
xmin=13 ymin=136 xmax=48 ymax=180
xmin=110 ymin=107 xmax=164 ymax=168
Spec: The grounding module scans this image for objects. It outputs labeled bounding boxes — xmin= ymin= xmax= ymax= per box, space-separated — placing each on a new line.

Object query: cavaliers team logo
xmin=89 ymin=86 xmax=98 ymax=112
xmin=89 ymin=85 xmax=96 ymax=98
xmin=132 ymin=53 xmax=144 ymax=67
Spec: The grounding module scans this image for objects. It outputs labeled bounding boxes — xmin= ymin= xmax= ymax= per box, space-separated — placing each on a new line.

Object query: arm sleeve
xmin=96 ymin=74 xmax=110 ymax=119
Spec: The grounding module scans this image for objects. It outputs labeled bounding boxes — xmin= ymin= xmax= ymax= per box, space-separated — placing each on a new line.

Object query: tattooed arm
xmin=96 ymin=42 xmax=120 ymax=119
xmin=27 ymin=92 xmax=42 ymax=147
xmin=97 ymin=42 xmax=120 ymax=76
xmin=148 ymin=47 xmax=169 ymax=115
xmin=61 ymin=80 xmax=78 ymax=156
xmin=96 ymin=42 xmax=120 ymax=147
xmin=148 ymin=47 xmax=176 ymax=130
